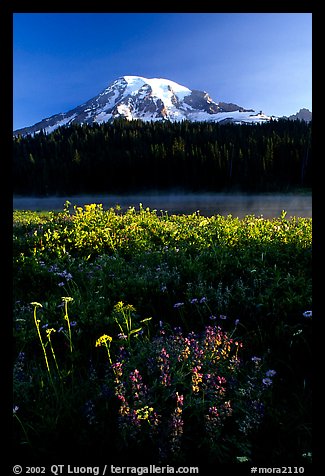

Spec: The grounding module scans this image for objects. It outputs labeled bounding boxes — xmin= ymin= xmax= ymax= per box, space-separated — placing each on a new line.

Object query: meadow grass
xmin=13 ymin=203 xmax=312 ymax=464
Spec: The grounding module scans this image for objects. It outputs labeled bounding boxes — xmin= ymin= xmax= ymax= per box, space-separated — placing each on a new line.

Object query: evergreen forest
xmin=13 ymin=118 xmax=312 ymax=195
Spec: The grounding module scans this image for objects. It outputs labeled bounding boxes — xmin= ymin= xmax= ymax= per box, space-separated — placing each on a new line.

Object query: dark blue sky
xmin=13 ymin=12 xmax=312 ymax=130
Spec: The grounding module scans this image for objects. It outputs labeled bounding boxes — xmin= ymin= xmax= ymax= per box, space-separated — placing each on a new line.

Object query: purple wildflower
xmin=265 ymin=369 xmax=276 ymax=377
xmin=302 ymin=310 xmax=312 ymax=319
xmin=170 ymin=392 xmax=184 ymax=453
xmin=58 ymin=271 xmax=73 ymax=281
xmin=158 ymin=347 xmax=171 ymax=386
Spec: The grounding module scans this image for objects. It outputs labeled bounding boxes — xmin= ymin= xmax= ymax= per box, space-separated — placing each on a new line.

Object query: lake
xmin=13 ymin=193 xmax=312 ymax=218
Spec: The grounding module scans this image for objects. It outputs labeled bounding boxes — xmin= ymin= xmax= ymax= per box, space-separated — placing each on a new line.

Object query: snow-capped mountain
xmin=13 ymin=75 xmax=273 ymax=137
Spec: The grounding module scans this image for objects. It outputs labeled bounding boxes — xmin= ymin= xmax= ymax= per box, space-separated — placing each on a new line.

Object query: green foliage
xmin=95 ymin=315 xmax=274 ymax=463
xmin=13 ymin=118 xmax=312 ymax=195
xmin=13 ymin=204 xmax=312 ymax=464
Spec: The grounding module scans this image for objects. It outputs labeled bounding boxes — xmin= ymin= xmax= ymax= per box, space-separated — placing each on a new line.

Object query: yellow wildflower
xmin=95 ymin=334 xmax=113 ymax=347
xmin=46 ymin=328 xmax=56 ymax=338
xmin=135 ymin=406 xmax=154 ymax=420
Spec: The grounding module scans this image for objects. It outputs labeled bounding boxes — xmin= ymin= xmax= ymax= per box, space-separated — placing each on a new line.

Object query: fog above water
xmin=13 ymin=192 xmax=312 ymax=219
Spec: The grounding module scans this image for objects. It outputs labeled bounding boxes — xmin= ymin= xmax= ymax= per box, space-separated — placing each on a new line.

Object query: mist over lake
xmin=13 ymin=192 xmax=312 ymax=218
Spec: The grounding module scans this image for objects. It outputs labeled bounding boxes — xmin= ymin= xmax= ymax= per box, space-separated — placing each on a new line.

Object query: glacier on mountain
xmin=14 ymin=75 xmax=273 ymax=137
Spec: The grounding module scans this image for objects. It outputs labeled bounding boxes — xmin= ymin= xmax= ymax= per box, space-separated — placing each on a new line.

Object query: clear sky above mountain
xmin=13 ymin=12 xmax=312 ymax=130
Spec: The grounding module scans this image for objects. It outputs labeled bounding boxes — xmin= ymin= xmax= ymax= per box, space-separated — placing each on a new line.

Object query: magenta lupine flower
xmin=209 ymin=406 xmax=219 ymax=418
xmin=158 ymin=347 xmax=171 ymax=386
xmin=205 ymin=405 xmax=222 ymax=441
xmin=176 ymin=392 xmax=184 ymax=406
xmin=170 ymin=392 xmax=184 ymax=454
xmin=112 ymin=361 xmax=123 ymax=377
xmin=129 ymin=369 xmax=148 ymax=402
xmin=217 ymin=375 xmax=227 ymax=385
xmin=220 ymin=400 xmax=233 ymax=418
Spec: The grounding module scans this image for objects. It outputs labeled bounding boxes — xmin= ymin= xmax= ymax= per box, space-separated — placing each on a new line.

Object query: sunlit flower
xmin=135 ymin=406 xmax=154 ymax=420
xmin=61 ymin=296 xmax=74 ymax=303
xmin=95 ymin=334 xmax=112 ymax=347
xmin=191 ymin=365 xmax=203 ymax=393
xmin=46 ymin=328 xmax=56 ymax=338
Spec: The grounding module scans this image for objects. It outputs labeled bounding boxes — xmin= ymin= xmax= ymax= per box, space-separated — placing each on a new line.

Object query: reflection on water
xmin=13 ymin=193 xmax=312 ymax=218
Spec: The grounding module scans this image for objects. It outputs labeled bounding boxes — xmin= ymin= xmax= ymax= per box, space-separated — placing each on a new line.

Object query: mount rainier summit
xmin=14 ymin=75 xmax=274 ymax=137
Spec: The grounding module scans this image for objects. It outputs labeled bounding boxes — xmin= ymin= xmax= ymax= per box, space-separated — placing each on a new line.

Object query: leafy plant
xmin=12 ymin=204 xmax=312 ymax=463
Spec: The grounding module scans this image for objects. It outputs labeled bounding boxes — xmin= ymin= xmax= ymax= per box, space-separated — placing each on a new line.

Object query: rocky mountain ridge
xmin=14 ymin=75 xmax=273 ymax=137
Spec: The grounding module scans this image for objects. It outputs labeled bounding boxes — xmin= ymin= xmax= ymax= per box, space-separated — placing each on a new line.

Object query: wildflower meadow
xmin=13 ymin=203 xmax=312 ymax=466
